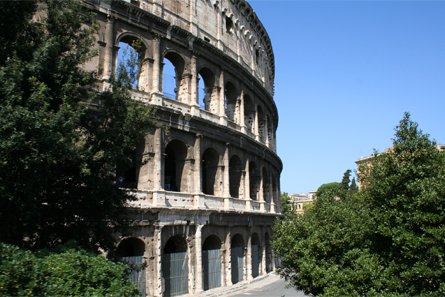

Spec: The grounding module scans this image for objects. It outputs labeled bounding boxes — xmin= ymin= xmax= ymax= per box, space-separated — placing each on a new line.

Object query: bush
xmin=0 ymin=243 xmax=139 ymax=297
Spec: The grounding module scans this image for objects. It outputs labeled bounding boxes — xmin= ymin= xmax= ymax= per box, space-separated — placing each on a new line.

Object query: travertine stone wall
xmin=83 ymin=0 xmax=281 ymax=296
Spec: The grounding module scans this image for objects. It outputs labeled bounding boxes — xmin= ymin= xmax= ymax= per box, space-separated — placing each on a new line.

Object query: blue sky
xmin=248 ymin=0 xmax=445 ymax=194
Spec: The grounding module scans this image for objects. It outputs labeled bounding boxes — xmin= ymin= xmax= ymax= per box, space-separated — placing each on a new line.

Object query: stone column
xmin=137 ymin=135 xmax=153 ymax=191
xmin=154 ymin=224 xmax=164 ymax=296
xmin=102 ymin=16 xmax=114 ymax=83
xmin=216 ymin=6 xmax=222 ymax=49
xmin=194 ymin=225 xmax=203 ymax=293
xmin=246 ymin=233 xmax=253 ymax=281
xmin=153 ymin=128 xmax=163 ymax=191
xmin=194 ymin=134 xmax=202 ymax=194
xmin=190 ymin=54 xmax=200 ymax=114
xmin=176 ymin=72 xmax=190 ymax=103
xmin=244 ymin=159 xmax=251 ymax=210
xmin=254 ymin=105 xmax=259 ymax=141
xmin=189 ymin=0 xmax=198 ymax=35
xmin=240 ymin=89 xmax=245 ymax=132
xmin=269 ymin=172 xmax=275 ymax=213
xmin=259 ymin=167 xmax=265 ymax=212
xmin=151 ymin=34 xmax=162 ymax=104
xmin=261 ymin=230 xmax=267 ymax=275
xmin=224 ymin=230 xmax=232 ymax=286
xmin=269 ymin=121 xmax=275 ymax=150
xmin=223 ymin=144 xmax=230 ymax=198
xmin=223 ymin=144 xmax=230 ymax=210
xmin=219 ymin=70 xmax=227 ymax=124
xmin=265 ymin=116 xmax=269 ymax=147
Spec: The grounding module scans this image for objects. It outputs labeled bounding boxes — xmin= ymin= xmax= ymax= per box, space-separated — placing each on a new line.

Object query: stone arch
xmin=262 ymin=167 xmax=271 ymax=203
xmin=164 ymin=139 xmax=188 ymax=192
xmin=224 ymin=81 xmax=239 ymax=123
xmin=198 ymin=67 xmax=215 ymax=111
xmin=249 ymin=161 xmax=259 ymax=200
xmin=251 ymin=233 xmax=261 ymax=278
xmin=244 ymin=94 xmax=255 ymax=135
xmin=115 ymin=34 xmax=148 ymax=90
xmin=116 ymin=138 xmax=144 ymax=189
xmin=116 ymin=237 xmax=146 ymax=296
xmin=202 ymin=235 xmax=222 ymax=291
xmin=229 ymin=155 xmax=242 ymax=198
xmin=116 ymin=237 xmax=145 ymax=257
xmin=162 ymin=235 xmax=189 ymax=296
xmin=202 ymin=148 xmax=219 ymax=196
xmin=162 ymin=51 xmax=185 ymax=101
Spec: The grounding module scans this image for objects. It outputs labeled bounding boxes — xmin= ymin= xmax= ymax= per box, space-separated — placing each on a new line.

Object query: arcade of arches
xmin=116 ymin=222 xmax=275 ymax=297
xmin=103 ymin=33 xmax=278 ymax=152
xmin=130 ymin=132 xmax=280 ymax=213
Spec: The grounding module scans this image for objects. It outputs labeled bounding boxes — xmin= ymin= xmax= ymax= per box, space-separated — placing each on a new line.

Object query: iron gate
xmin=120 ymin=256 xmax=146 ymax=297
xmin=251 ymin=244 xmax=260 ymax=278
xmin=202 ymin=248 xmax=221 ymax=290
xmin=231 ymin=246 xmax=244 ymax=284
xmin=162 ymin=252 xmax=188 ymax=296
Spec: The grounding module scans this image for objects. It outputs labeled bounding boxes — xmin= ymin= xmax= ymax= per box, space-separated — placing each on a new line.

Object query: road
xmin=228 ymin=274 xmax=309 ymax=297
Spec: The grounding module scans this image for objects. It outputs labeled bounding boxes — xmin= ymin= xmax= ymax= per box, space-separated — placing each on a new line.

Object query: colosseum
xmin=84 ymin=0 xmax=282 ymax=296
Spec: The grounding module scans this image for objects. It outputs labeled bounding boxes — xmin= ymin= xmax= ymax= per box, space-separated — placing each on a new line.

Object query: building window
xmin=226 ymin=16 xmax=233 ymax=33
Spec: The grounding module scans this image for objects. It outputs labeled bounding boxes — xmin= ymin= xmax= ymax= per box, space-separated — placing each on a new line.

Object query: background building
xmin=83 ymin=0 xmax=282 ymax=296
xmin=289 ymin=193 xmax=315 ymax=215
xmin=356 ymin=144 xmax=445 ymax=189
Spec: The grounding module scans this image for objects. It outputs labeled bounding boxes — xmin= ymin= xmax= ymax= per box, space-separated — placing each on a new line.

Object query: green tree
xmin=280 ymin=192 xmax=292 ymax=216
xmin=273 ymin=113 xmax=445 ymax=296
xmin=315 ymin=182 xmax=344 ymax=202
xmin=0 ymin=243 xmax=139 ymax=296
xmin=340 ymin=169 xmax=352 ymax=192
xmin=0 ymin=0 xmax=152 ymax=250
xmin=349 ymin=177 xmax=358 ymax=193
xmin=362 ymin=112 xmax=445 ymax=295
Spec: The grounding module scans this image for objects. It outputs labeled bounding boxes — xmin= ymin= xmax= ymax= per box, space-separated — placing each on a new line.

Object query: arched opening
xmin=265 ymin=232 xmax=272 ymax=273
xmin=202 ymin=148 xmax=219 ymax=195
xmin=229 ymin=156 xmax=242 ymax=198
xmin=257 ymin=106 xmax=266 ymax=143
xmin=251 ymin=233 xmax=261 ymax=278
xmin=262 ymin=167 xmax=271 ymax=203
xmin=225 ymin=82 xmax=238 ymax=123
xmin=231 ymin=234 xmax=245 ymax=284
xmin=116 ymin=139 xmax=144 ymax=189
xmin=249 ymin=162 xmax=259 ymax=200
xmin=244 ymin=94 xmax=255 ymax=135
xmin=198 ymin=67 xmax=214 ymax=111
xmin=116 ymin=238 xmax=146 ymax=296
xmin=116 ymin=36 xmax=146 ymax=90
xmin=164 ymin=140 xmax=188 ymax=192
xmin=162 ymin=52 xmax=185 ymax=100
xmin=162 ymin=235 xmax=188 ymax=296
xmin=202 ymin=235 xmax=222 ymax=290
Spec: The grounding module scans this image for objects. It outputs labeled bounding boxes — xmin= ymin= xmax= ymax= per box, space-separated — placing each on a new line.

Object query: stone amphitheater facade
xmin=84 ymin=0 xmax=282 ymax=296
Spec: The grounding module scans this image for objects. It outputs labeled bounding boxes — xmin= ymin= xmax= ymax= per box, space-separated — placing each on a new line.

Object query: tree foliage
xmin=0 ymin=0 xmax=152 ymax=250
xmin=340 ymin=169 xmax=352 ymax=192
xmin=280 ymin=192 xmax=292 ymax=216
xmin=273 ymin=113 xmax=445 ymax=296
xmin=0 ymin=243 xmax=139 ymax=296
